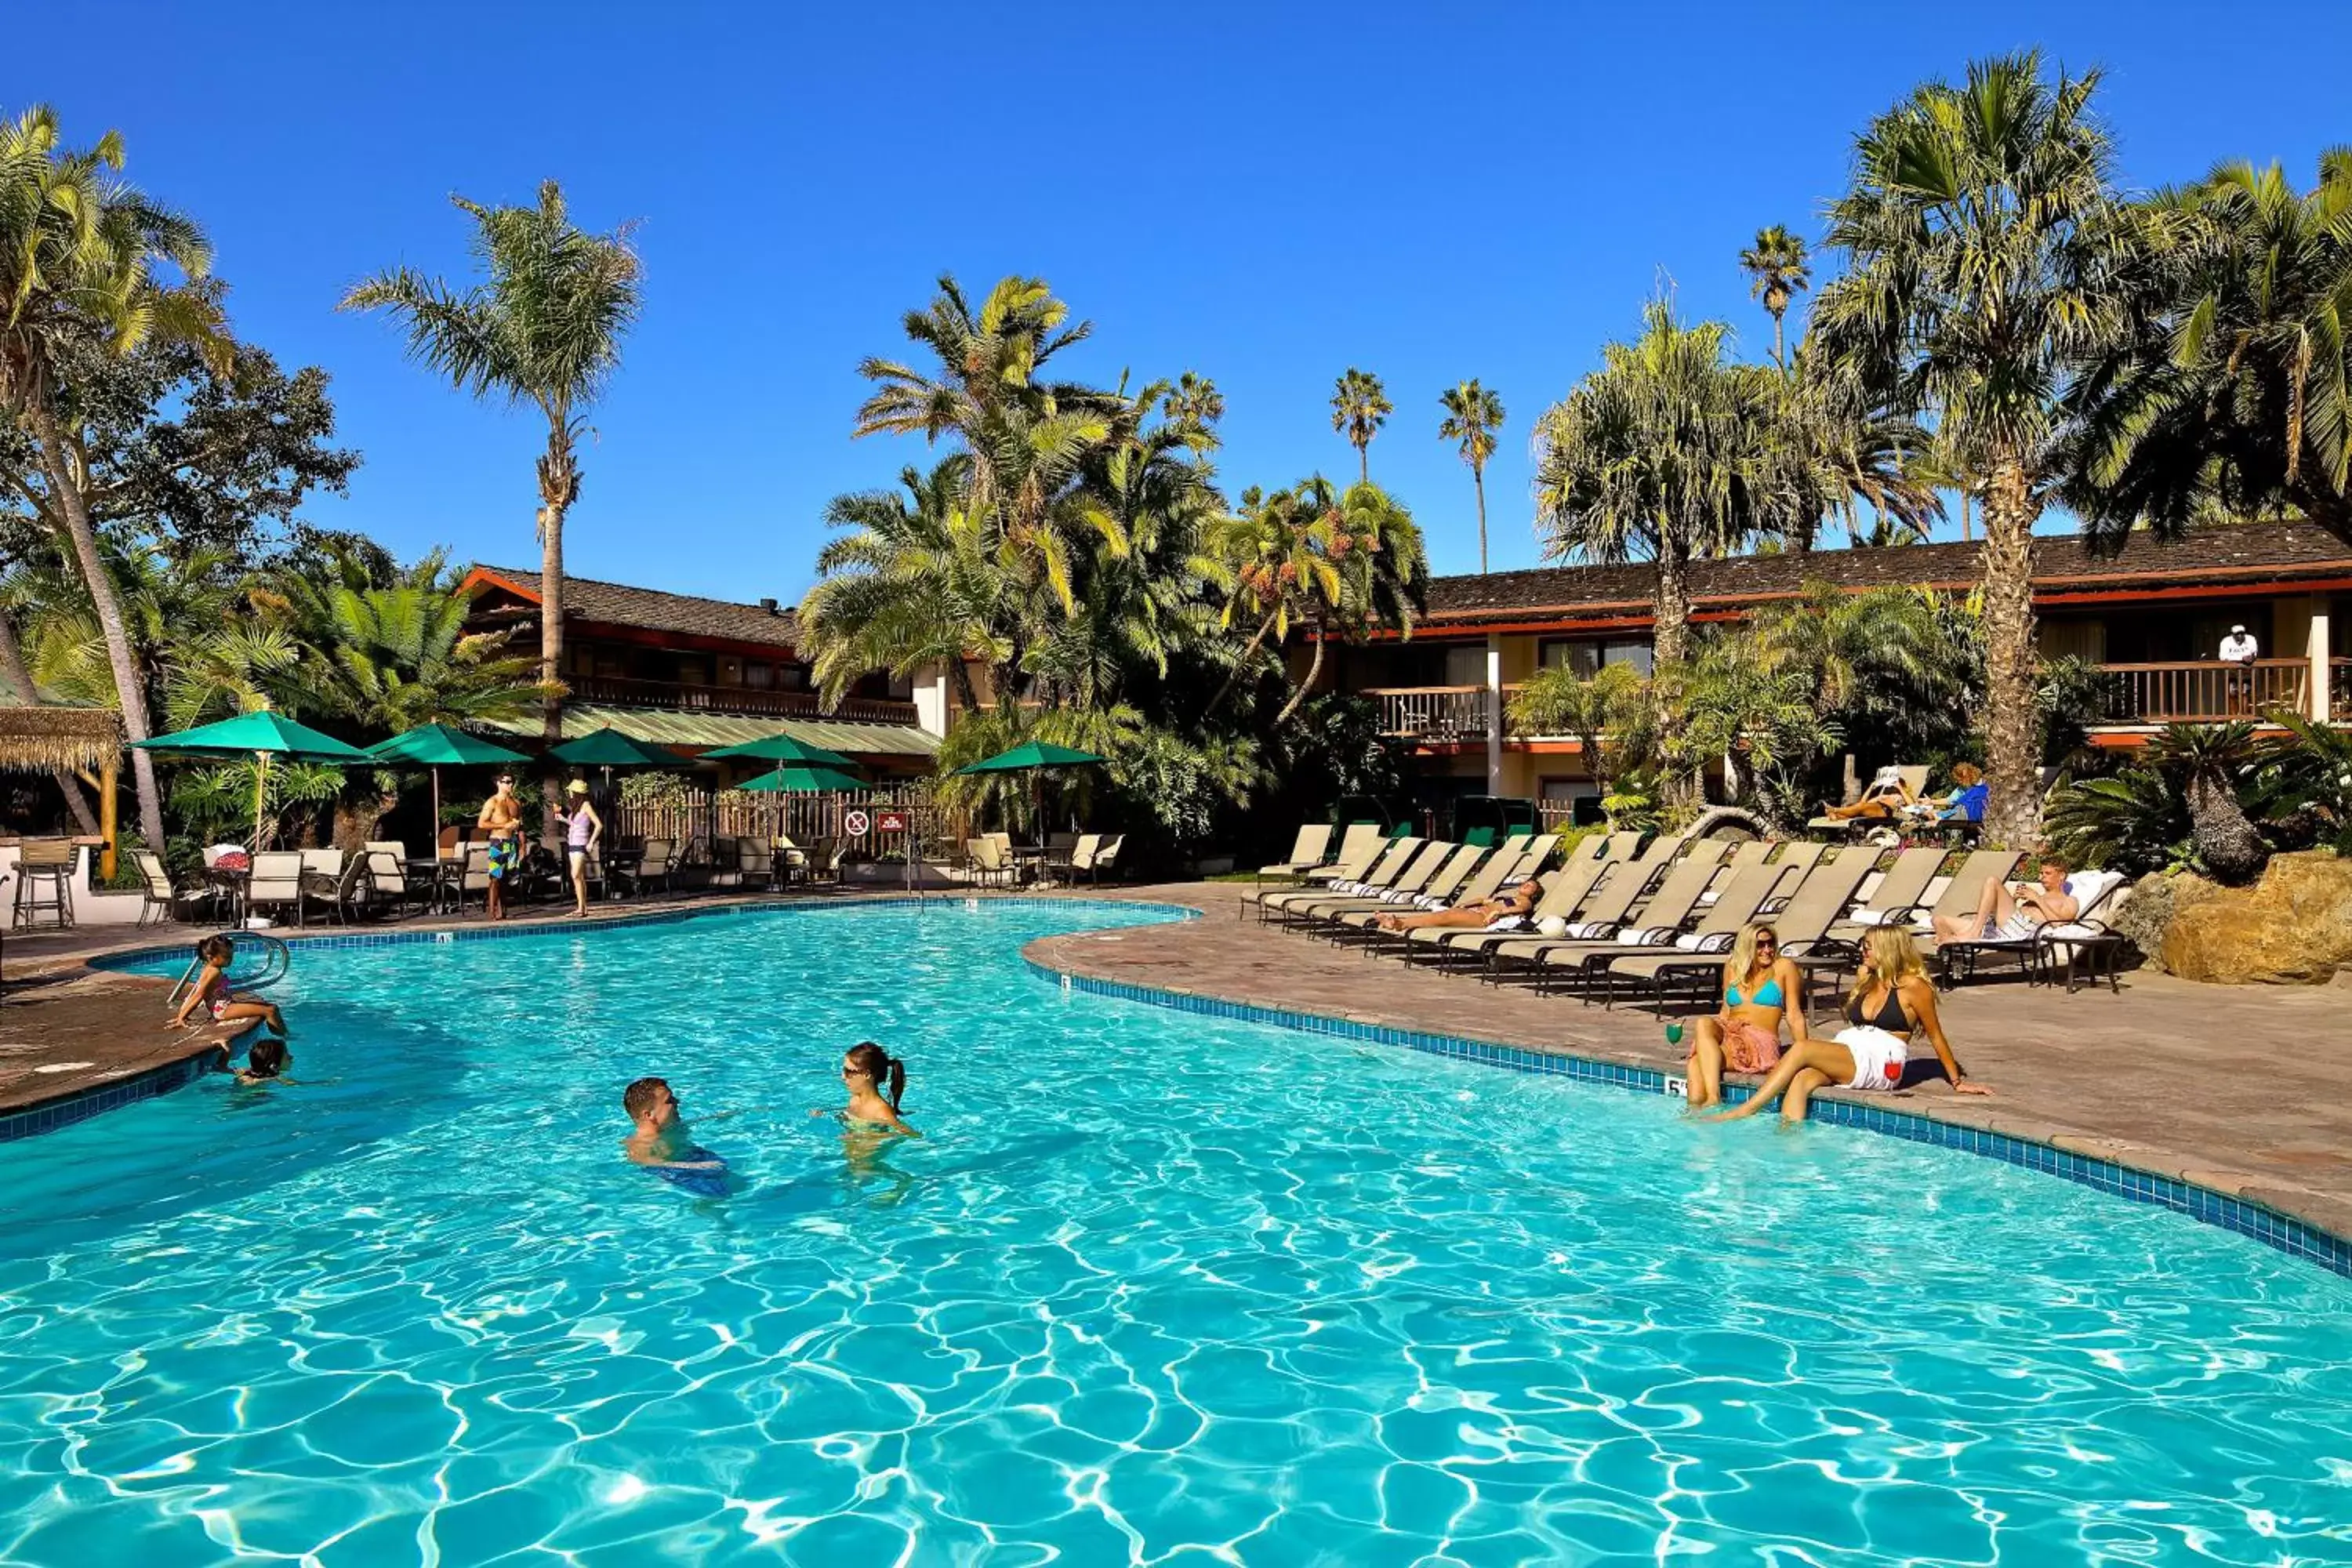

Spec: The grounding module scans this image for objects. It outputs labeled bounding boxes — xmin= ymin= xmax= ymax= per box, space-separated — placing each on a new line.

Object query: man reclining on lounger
xmin=1376 ymin=878 xmax=1543 ymax=933
xmin=1933 ymin=855 xmax=2078 ymax=946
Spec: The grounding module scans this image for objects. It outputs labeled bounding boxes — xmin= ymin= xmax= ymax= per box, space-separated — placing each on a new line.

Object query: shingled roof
xmin=1421 ymin=522 xmax=2352 ymax=630
xmin=467 ymin=566 xmax=800 ymax=651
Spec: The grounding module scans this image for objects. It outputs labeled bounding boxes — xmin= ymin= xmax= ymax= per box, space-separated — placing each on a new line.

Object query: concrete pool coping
xmin=22 ymin=888 xmax=2352 ymax=1279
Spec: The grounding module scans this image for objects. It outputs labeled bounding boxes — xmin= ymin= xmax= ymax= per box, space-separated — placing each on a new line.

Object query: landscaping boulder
xmin=2158 ymin=851 xmax=2352 ymax=985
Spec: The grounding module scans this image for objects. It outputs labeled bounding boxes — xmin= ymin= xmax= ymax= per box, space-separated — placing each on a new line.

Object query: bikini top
xmin=1725 ymin=972 xmax=1784 ymax=1008
xmin=1846 ymin=982 xmax=1911 ymax=1033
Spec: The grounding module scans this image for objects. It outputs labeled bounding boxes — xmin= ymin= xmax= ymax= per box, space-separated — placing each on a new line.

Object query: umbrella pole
xmin=432 ymin=767 xmax=442 ymax=852
xmin=252 ymin=750 xmax=269 ymax=853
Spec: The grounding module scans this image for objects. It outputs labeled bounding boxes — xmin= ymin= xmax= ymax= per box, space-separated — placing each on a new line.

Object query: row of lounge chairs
xmin=1248 ymin=826 xmax=2132 ymax=1009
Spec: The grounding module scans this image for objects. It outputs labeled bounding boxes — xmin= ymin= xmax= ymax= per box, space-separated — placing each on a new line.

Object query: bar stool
xmin=11 ymin=839 xmax=76 ymax=931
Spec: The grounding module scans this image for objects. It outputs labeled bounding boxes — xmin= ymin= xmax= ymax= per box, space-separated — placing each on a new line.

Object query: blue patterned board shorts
xmin=488 ymin=837 xmax=521 ymax=880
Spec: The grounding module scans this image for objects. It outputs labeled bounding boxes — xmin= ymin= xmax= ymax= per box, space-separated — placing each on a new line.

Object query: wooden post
xmin=99 ymin=750 xmax=119 ymax=881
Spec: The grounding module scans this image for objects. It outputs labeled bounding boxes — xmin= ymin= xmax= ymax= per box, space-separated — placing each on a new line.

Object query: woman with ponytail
xmin=815 ymin=1040 xmax=920 ymax=1137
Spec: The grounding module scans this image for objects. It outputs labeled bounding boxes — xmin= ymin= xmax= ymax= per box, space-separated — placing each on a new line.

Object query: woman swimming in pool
xmin=812 ymin=1041 xmax=920 ymax=1137
xmin=1683 ymin=923 xmax=1802 ymax=1110
xmin=1708 ymin=926 xmax=1990 ymax=1123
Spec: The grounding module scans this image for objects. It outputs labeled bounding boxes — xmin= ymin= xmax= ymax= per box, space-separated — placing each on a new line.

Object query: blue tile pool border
xmin=1022 ymin=954 xmax=2352 ymax=1282
xmin=0 ymin=1047 xmax=218 ymax=1145
xmin=59 ymin=894 xmax=2351 ymax=1279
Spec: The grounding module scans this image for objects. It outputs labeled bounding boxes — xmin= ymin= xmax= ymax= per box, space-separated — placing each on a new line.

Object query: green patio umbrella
xmin=951 ymin=739 xmax=1108 ymax=837
xmin=736 ymin=761 xmax=866 ymax=845
xmin=365 ymin=723 xmax=532 ymax=848
xmin=131 ymin=709 xmax=376 ymax=851
xmin=704 ymin=732 xmax=859 ymax=770
xmin=548 ymin=726 xmax=681 ymax=770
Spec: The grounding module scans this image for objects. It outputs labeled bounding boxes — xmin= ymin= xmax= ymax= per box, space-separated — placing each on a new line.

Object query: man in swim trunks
xmin=1933 ymin=854 xmax=2078 ymax=946
xmin=621 ymin=1076 xmax=724 ymax=1173
xmin=477 ymin=773 xmax=524 ymax=921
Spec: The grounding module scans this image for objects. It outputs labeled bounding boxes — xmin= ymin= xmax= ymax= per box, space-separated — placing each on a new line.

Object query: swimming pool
xmin=10 ymin=901 xmax=2349 ymax=1563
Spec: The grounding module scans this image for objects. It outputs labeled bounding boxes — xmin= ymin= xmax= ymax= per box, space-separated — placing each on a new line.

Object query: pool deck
xmin=7 ymin=884 xmax=2351 ymax=1247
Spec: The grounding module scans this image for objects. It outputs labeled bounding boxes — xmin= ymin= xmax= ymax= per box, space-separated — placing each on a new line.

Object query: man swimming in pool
xmin=621 ymin=1076 xmax=724 ymax=1172
xmin=1374 ymin=877 xmax=1544 ymax=934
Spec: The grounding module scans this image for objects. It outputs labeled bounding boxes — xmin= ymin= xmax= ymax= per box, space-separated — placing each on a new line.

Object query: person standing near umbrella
xmin=477 ymin=773 xmax=525 ymax=920
xmin=560 ymin=779 xmax=603 ymax=918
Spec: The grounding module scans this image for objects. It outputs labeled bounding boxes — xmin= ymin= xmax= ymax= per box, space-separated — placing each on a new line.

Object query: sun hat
xmin=566 ymin=779 xmax=590 ymax=794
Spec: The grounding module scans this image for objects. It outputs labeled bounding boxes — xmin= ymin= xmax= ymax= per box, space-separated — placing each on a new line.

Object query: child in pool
xmin=620 ymin=1076 xmax=724 ymax=1173
xmin=811 ymin=1042 xmax=920 ymax=1137
xmin=234 ymin=1036 xmax=292 ymax=1086
xmin=167 ymin=935 xmax=289 ymax=1039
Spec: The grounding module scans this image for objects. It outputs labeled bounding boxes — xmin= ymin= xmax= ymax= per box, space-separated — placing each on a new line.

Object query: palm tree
xmin=1202 ymin=485 xmax=1342 ymax=720
xmin=0 ymin=105 xmax=223 ymax=856
xmin=1768 ymin=347 xmax=1940 ymax=552
xmin=1507 ymin=660 xmax=1642 ymax=800
xmin=1437 ymin=380 xmax=1506 ymax=573
xmin=1330 ymin=368 xmax=1392 ymax=485
xmin=1161 ymin=371 xmax=1225 ymax=449
xmin=1286 ymin=477 xmax=1427 ymax=723
xmin=1532 ymin=299 xmax=1779 ymax=673
xmin=1813 ymin=52 xmax=2130 ymax=846
xmin=341 ymin=180 xmax=641 ymax=775
xmin=1740 ymin=225 xmax=1812 ymax=369
xmin=2068 ymin=151 xmax=2352 ymax=547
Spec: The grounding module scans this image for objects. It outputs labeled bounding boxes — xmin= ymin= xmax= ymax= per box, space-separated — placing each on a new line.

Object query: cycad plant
xmin=342 ymin=180 xmax=641 ymax=763
xmin=2143 ymin=720 xmax=2270 ymax=884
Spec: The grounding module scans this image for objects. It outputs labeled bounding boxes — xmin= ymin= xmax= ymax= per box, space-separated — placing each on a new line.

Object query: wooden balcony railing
xmin=2089 ymin=659 xmax=2309 ymax=724
xmin=1363 ymin=686 xmax=1488 ymax=740
xmin=575 ymin=674 xmax=920 ymax=727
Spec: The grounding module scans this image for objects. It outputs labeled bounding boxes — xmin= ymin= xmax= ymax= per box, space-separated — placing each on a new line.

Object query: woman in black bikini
xmin=1708 ymin=927 xmax=1991 ymax=1123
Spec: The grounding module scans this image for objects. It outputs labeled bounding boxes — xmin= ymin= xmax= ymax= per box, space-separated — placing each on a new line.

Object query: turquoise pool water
xmin=8 ymin=902 xmax=2350 ymax=1565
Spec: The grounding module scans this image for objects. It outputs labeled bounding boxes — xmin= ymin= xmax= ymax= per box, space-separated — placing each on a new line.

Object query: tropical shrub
xmin=2042 ymin=768 xmax=2194 ymax=878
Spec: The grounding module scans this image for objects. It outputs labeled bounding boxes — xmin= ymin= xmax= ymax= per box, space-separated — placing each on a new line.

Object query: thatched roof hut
xmin=0 ymin=706 xmax=123 ymax=774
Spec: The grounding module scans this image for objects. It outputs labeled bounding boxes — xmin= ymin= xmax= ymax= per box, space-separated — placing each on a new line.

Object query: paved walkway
xmin=1033 ymin=883 xmax=2352 ymax=1243
xmin=7 ymin=884 xmax=2349 ymax=1243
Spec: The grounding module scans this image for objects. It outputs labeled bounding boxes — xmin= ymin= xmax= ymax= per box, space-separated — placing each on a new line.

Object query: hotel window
xmin=744 ymin=662 xmax=775 ymax=690
xmin=1538 ymin=638 xmax=1654 ymax=679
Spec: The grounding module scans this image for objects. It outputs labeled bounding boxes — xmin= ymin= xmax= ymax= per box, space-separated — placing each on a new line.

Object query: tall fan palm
xmin=1437 ymin=379 xmax=1506 ymax=573
xmin=2068 ymin=151 xmax=2352 ymax=546
xmin=1160 ymin=371 xmax=1225 ymax=449
xmin=1330 ymin=368 xmax=1392 ymax=486
xmin=1740 ymin=225 xmax=1812 ymax=368
xmin=1813 ymin=52 xmax=2131 ymax=846
xmin=0 ymin=104 xmax=223 ymax=855
xmin=1771 ymin=346 xmax=1940 ymax=551
xmin=341 ymin=180 xmax=641 ymax=768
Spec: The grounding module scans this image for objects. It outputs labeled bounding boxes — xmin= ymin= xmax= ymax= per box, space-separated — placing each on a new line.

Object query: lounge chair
xmin=1322 ymin=844 xmax=1492 ymax=944
xmin=1261 ymin=837 xmax=1428 ymax=925
xmin=1535 ymin=859 xmax=1786 ymax=999
xmin=1301 ymin=822 xmax=1386 ymax=884
xmin=1283 ymin=840 xmax=1455 ymax=929
xmin=1808 ymin=765 xmax=1931 ymax=832
xmin=1756 ymin=840 xmax=1828 ymax=912
xmin=1255 ymin=825 xmax=1334 ymax=895
xmin=1907 ymin=849 xmax=2023 ymax=938
xmin=1254 ymin=834 xmax=1407 ymax=921
xmin=1602 ymin=844 xmax=1879 ymax=1011
xmin=1480 ymin=839 xmax=1733 ymax=981
xmin=1936 ymin=867 xmax=2129 ymax=989
xmin=1345 ymin=839 xmax=1536 ymax=953
xmin=1382 ymin=843 xmax=1577 ymax=964
xmin=1832 ymin=846 xmax=1947 ymax=936
xmin=1412 ymin=833 xmax=1683 ymax=970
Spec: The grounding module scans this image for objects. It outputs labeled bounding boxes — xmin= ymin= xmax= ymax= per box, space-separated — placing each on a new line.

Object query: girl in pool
xmin=812 ymin=1041 xmax=920 ymax=1137
xmin=167 ymin=935 xmax=290 ymax=1040
xmin=1708 ymin=927 xmax=1991 ymax=1123
xmin=234 ymin=1036 xmax=292 ymax=1086
xmin=1683 ymin=923 xmax=1802 ymax=1110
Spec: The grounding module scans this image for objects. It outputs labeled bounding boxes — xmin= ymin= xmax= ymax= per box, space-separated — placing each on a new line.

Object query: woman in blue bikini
xmin=1685 ymin=924 xmax=1802 ymax=1109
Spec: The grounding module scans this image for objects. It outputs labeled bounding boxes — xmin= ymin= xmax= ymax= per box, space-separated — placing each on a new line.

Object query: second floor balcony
xmin=1365 ymin=659 xmax=2351 ymax=743
xmin=574 ymin=673 xmax=920 ymax=728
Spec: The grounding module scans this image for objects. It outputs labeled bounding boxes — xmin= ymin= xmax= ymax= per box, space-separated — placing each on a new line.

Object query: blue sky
xmin=13 ymin=2 xmax=2352 ymax=598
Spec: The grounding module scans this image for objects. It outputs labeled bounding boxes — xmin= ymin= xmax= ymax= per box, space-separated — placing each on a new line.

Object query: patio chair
xmin=1084 ymin=833 xmax=1123 ymax=885
xmin=804 ymin=836 xmax=841 ymax=887
xmin=965 ymin=837 xmax=1016 ymax=888
xmin=132 ymin=850 xmax=218 ymax=928
xmin=1936 ymin=867 xmax=2129 ymax=989
xmin=638 ymin=838 xmax=677 ymax=896
xmin=246 ymin=851 xmax=305 ymax=926
xmin=458 ymin=844 xmax=492 ymax=913
xmin=1603 ymin=844 xmax=1879 ymax=1011
xmin=295 ymin=848 xmax=347 ymax=926
xmin=1058 ymin=833 xmax=1104 ymax=886
xmin=737 ymin=837 xmax=775 ymax=889
xmin=1255 ymin=824 xmax=1334 ymax=893
xmin=359 ymin=845 xmax=414 ymax=919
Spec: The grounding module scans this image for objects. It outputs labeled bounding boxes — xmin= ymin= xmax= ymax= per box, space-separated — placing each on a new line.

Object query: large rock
xmin=2159 ymin=851 xmax=2352 ymax=985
